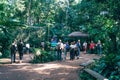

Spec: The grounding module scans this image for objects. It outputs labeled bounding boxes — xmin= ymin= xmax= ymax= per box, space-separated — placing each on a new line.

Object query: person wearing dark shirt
xmin=96 ymin=40 xmax=102 ymax=55
xmin=64 ymin=41 xmax=70 ymax=60
xmin=17 ymin=40 xmax=24 ymax=63
xmin=10 ymin=41 xmax=17 ymax=63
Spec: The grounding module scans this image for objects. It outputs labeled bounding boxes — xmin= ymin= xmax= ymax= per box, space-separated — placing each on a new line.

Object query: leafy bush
xmin=80 ymin=53 xmax=120 ymax=80
xmin=32 ymin=48 xmax=57 ymax=63
xmin=0 ymin=33 xmax=9 ymax=57
xmin=91 ymin=53 xmax=120 ymax=80
xmin=79 ymin=70 xmax=96 ymax=80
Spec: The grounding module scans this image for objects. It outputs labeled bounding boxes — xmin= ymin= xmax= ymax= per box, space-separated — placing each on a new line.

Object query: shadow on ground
xmin=0 ymin=53 xmax=100 ymax=80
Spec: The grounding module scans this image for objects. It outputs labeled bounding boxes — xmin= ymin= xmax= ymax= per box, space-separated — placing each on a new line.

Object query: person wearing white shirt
xmin=26 ymin=43 xmax=30 ymax=54
xmin=83 ymin=41 xmax=87 ymax=54
xmin=56 ymin=40 xmax=63 ymax=61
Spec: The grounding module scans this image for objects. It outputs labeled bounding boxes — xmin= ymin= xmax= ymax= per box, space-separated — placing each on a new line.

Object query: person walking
xmin=76 ymin=40 xmax=81 ymax=59
xmin=64 ymin=41 xmax=70 ymax=60
xmin=10 ymin=41 xmax=17 ymax=63
xmin=26 ymin=43 xmax=30 ymax=54
xmin=83 ymin=41 xmax=87 ymax=54
xmin=17 ymin=40 xmax=24 ymax=63
xmin=70 ymin=41 xmax=76 ymax=60
xmin=96 ymin=40 xmax=102 ymax=55
xmin=56 ymin=40 xmax=63 ymax=61
xmin=89 ymin=41 xmax=95 ymax=54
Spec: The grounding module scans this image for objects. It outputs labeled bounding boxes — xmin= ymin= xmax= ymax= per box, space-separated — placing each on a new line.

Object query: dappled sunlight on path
xmin=0 ymin=53 xmax=100 ymax=80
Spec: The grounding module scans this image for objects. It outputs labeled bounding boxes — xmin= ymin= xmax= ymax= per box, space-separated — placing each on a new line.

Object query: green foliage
xmin=78 ymin=0 xmax=120 ymax=79
xmin=91 ymin=54 xmax=120 ymax=79
xmin=80 ymin=71 xmax=96 ymax=80
xmin=0 ymin=27 xmax=11 ymax=57
xmin=0 ymin=0 xmax=25 ymax=57
xmin=80 ymin=54 xmax=120 ymax=80
xmin=32 ymin=48 xmax=56 ymax=63
xmin=0 ymin=0 xmax=120 ymax=79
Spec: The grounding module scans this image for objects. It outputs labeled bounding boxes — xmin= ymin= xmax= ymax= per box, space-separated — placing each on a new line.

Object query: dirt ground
xmin=0 ymin=52 xmax=100 ymax=80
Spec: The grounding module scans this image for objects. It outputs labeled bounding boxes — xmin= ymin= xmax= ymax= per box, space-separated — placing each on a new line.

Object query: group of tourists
xmin=10 ymin=38 xmax=102 ymax=63
xmin=55 ymin=39 xmax=82 ymax=61
xmin=89 ymin=40 xmax=102 ymax=54
xmin=55 ymin=39 xmax=102 ymax=61
xmin=10 ymin=40 xmax=30 ymax=63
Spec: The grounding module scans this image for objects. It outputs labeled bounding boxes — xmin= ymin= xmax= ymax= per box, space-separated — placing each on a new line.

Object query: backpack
xmin=66 ymin=44 xmax=70 ymax=50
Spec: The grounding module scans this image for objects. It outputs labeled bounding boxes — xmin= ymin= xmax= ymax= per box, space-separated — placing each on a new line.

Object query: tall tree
xmin=0 ymin=0 xmax=25 ymax=57
xmin=77 ymin=0 xmax=120 ymax=53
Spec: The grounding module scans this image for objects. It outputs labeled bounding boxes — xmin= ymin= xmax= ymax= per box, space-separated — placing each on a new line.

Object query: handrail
xmin=84 ymin=68 xmax=108 ymax=80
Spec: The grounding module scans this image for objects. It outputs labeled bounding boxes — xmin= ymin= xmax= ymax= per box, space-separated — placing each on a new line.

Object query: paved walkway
xmin=0 ymin=53 xmax=100 ymax=80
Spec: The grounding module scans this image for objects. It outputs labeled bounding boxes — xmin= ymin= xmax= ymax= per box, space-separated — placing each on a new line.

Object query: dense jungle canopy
xmin=0 ymin=0 xmax=120 ymax=53
xmin=1 ymin=0 xmax=120 ymax=54
xmin=0 ymin=0 xmax=120 ymax=79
